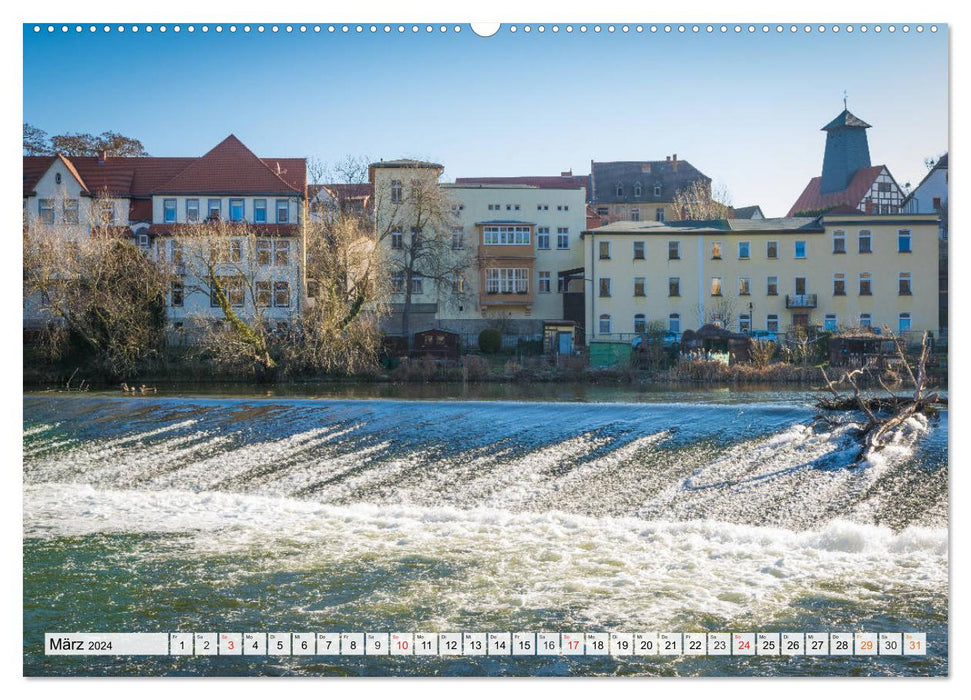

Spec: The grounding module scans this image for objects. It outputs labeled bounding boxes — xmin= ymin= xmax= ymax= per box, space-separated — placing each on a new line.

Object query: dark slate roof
xmin=590 ymin=159 xmax=709 ymax=204
xmin=583 ymin=217 xmax=824 ymax=236
xmin=822 ymin=109 xmax=872 ymax=130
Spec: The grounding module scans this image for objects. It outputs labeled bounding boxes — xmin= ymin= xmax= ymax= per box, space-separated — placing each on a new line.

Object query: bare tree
xmin=171 ymin=221 xmax=297 ymax=377
xmin=671 ymin=180 xmax=734 ymax=220
xmin=374 ymin=176 xmax=474 ymax=342
xmin=23 ymin=198 xmax=169 ymax=378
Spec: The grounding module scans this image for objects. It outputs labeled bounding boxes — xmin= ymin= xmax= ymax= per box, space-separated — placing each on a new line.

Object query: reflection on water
xmin=23 ymin=391 xmax=948 ymax=677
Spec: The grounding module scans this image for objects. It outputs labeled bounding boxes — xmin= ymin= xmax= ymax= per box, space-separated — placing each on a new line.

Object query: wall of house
xmin=583 ymin=215 xmax=940 ymax=343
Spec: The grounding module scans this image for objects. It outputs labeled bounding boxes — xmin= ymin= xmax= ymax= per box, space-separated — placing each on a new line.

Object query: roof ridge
xmin=54 ymin=153 xmax=89 ymax=193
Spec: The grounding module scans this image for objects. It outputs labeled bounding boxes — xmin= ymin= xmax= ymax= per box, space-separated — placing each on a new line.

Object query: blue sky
xmin=23 ymin=23 xmax=948 ymax=216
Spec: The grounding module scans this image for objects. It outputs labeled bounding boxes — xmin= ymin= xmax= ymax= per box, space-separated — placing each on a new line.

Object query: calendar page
xmin=19 ymin=2 xmax=951 ymax=685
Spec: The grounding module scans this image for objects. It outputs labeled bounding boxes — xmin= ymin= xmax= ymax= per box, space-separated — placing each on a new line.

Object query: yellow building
xmin=581 ymin=214 xmax=941 ymax=344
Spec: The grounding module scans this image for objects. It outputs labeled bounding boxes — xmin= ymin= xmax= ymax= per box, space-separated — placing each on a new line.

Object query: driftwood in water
xmin=816 ymin=332 xmax=940 ymax=466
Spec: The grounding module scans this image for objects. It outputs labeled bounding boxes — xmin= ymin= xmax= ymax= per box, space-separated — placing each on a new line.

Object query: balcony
xmin=786 ymin=294 xmax=817 ymax=309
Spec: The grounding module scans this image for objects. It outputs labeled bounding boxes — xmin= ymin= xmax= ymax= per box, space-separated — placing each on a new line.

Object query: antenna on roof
xmin=843 ymin=89 xmax=848 ymax=110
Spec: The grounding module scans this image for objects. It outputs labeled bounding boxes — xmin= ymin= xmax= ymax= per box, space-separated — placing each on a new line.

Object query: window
xmin=391 ymin=227 xmax=403 ymax=249
xmin=274 ymin=240 xmax=290 ymax=266
xmin=170 ymin=281 xmax=184 ymax=308
xmin=391 ymin=272 xmax=404 ymax=294
xmin=276 ymin=200 xmax=289 ymax=224
xmin=485 ymin=268 xmax=528 ymax=294
xmin=255 ymin=281 xmax=271 ymax=307
xmin=596 ymin=207 xmax=608 ymax=216
xmin=557 ymin=228 xmax=569 ymax=249
xmin=667 ymin=241 xmax=680 ymax=260
xmin=654 ymin=183 xmax=662 ymax=197
xmin=615 ymin=185 xmax=624 ymax=197
xmin=599 ymin=314 xmax=612 ymax=334
xmin=669 ymin=277 xmax=680 ymax=297
xmin=669 ymin=313 xmax=681 ymax=334
xmin=537 ymin=204 xmax=549 ymax=211
xmin=795 ymin=240 xmax=807 ymax=259
xmin=634 ymin=183 xmax=642 ymax=197
xmin=767 ymin=276 xmax=778 ymax=296
xmin=483 ymin=225 xmax=530 ymax=246
xmin=655 ymin=207 xmax=665 ymax=222
xmin=211 ymin=277 xmax=244 ymax=308
xmin=136 ymin=232 xmax=150 ymax=250
xmin=766 ymin=240 xmax=778 ymax=259
xmin=537 ymin=227 xmax=550 ymax=249
xmin=633 ymin=241 xmax=645 ymax=259
xmin=538 ymin=271 xmax=551 ymax=293
xmin=711 ymin=277 xmax=723 ymax=296
xmin=631 ymin=208 xmax=640 ymax=221
xmin=39 ymin=199 xmax=54 ymax=224
xmin=207 ymin=199 xmax=221 ymax=221
xmin=634 ymin=314 xmax=647 ymax=334
xmin=898 ymin=272 xmax=912 ymax=295
xmin=833 ymin=230 xmax=846 ymax=254
xmin=766 ymin=314 xmax=779 ymax=333
xmin=55 ymin=172 xmax=61 ymax=184
xmin=824 ymin=313 xmax=838 ymax=332
xmin=711 ymin=242 xmax=722 ymax=260
xmin=257 ymin=240 xmax=272 ymax=266
xmin=599 ymin=278 xmax=612 ymax=297
xmin=229 ymin=198 xmax=245 ymax=222
xmin=452 ymin=273 xmax=466 ymax=294
xmin=739 ymin=314 xmax=752 ymax=334
xmin=898 ymin=229 xmax=912 ymax=253
xmin=411 ymin=227 xmax=422 ymax=248
xmin=451 ymin=228 xmax=465 ymax=250
xmin=738 ymin=277 xmax=751 ymax=296
xmin=273 ymin=281 xmax=291 ymax=307
xmin=410 ymin=274 xmax=424 ymax=295
xmin=859 ymin=230 xmax=872 ymax=253
xmin=833 ymin=273 xmax=846 ymax=296
xmin=599 ymin=241 xmax=611 ymax=260
xmin=253 ymin=199 xmax=266 ymax=224
xmin=634 ymin=277 xmax=646 ymax=297
xmin=859 ymin=272 xmax=872 ymax=296
xmin=229 ymin=239 xmax=243 ymax=263
xmin=860 ymin=313 xmax=872 ymax=328
xmin=795 ymin=277 xmax=807 ymax=295
xmin=164 ymin=199 xmax=177 ymax=223
xmin=187 ymin=199 xmax=200 ymax=223
xmin=96 ymin=200 xmax=115 ymax=225
xmin=391 ymin=179 xmax=402 ymax=203
xmin=557 ymin=275 xmax=568 ymax=293
xmin=63 ymin=199 xmax=79 ymax=224
xmin=738 ymin=241 xmax=750 ymax=259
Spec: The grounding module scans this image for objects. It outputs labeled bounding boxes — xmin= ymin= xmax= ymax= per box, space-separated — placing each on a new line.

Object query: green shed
xmin=589 ymin=341 xmax=632 ymax=368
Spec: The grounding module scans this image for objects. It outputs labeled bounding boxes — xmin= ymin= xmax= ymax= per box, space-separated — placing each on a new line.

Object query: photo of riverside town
xmin=23 ymin=22 xmax=947 ymax=677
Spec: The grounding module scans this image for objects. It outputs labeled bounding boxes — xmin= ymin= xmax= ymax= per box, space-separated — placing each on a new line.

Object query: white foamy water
xmin=23 ymin=482 xmax=947 ymax=630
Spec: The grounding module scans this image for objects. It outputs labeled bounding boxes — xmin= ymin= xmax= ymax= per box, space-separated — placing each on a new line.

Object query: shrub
xmin=478 ymin=328 xmax=502 ymax=354
xmin=462 ymin=355 xmax=491 ymax=382
xmin=749 ymin=339 xmax=776 ymax=369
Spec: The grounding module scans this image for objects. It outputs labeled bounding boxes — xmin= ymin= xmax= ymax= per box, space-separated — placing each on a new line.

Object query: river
xmin=23 ymin=386 xmax=948 ymax=676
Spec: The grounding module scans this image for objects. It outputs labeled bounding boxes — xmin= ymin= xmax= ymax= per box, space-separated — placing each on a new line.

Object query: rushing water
xmin=23 ymin=389 xmax=948 ymax=676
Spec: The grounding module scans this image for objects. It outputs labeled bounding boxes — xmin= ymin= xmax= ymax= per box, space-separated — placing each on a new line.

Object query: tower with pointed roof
xmin=820 ymin=109 xmax=872 ymax=194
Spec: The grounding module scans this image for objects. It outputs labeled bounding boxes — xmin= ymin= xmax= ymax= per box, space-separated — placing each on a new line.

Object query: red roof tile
xmin=154 ymin=135 xmax=302 ymax=195
xmin=455 ymin=175 xmax=591 ymax=199
xmin=787 ymin=165 xmax=885 ymax=216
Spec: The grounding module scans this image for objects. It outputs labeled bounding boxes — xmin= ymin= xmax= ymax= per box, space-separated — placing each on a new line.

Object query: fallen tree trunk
xmin=815 ymin=332 xmax=940 ymax=466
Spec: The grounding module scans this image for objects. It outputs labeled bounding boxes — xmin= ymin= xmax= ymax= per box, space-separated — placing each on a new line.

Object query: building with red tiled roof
xmin=787 ymin=109 xmax=908 ymax=216
xmin=23 ymin=135 xmax=309 ymax=334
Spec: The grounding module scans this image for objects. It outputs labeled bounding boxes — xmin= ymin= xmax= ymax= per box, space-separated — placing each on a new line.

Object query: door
xmin=557 ymin=331 xmax=573 ymax=355
xmin=795 ymin=277 xmax=807 ymax=296
xmin=792 ymin=313 xmax=810 ymax=328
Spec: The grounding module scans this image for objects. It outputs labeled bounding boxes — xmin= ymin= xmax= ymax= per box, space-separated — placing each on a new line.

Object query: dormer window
xmin=615 ymin=185 xmax=624 ymax=198
xmin=634 ymin=182 xmax=642 ymax=197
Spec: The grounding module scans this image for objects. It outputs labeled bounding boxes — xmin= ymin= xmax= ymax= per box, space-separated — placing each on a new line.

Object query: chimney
xmin=561 ymin=170 xmax=572 ymax=177
xmin=672 ymin=154 xmax=678 ymax=171
xmin=666 ymin=155 xmax=671 ymax=162
xmin=98 ymin=150 xmax=107 ymax=165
